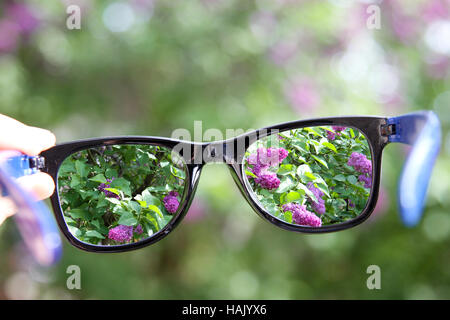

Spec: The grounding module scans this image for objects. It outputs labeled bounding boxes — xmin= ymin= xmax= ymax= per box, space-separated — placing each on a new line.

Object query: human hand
xmin=0 ymin=114 xmax=56 ymax=225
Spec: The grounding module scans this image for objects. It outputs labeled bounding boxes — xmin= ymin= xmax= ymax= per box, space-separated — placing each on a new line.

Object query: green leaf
xmin=347 ymin=175 xmax=358 ymax=185
xmin=148 ymin=205 xmax=163 ymax=218
xmin=136 ymin=199 xmax=148 ymax=207
xmin=276 ymin=176 xmax=295 ymax=193
xmin=117 ymin=211 xmax=138 ymax=226
xmin=110 ymin=178 xmax=131 ymax=196
xmin=141 ymin=189 xmax=162 ymax=206
xmin=285 ymin=191 xmax=302 ymax=203
xmin=304 ymin=127 xmax=323 ymax=137
xmin=292 ymin=142 xmax=309 ymax=154
xmin=70 ymin=175 xmax=81 ymax=188
xmin=297 ymin=164 xmax=311 ymax=176
xmin=85 ymin=230 xmax=105 ymax=239
xmin=89 ymin=174 xmax=107 ymax=183
xmin=277 ymin=164 xmax=295 ymax=175
xmin=105 ymin=197 xmax=121 ymax=205
xmin=67 ymin=208 xmax=89 ymax=220
xmin=96 ymin=193 xmax=109 ymax=208
xmin=68 ymin=226 xmax=82 ymax=238
xmin=75 ymin=160 xmax=88 ymax=178
xmin=245 ymin=170 xmax=257 ymax=178
xmin=59 ymin=161 xmax=75 ymax=174
xmin=322 ymin=141 xmax=337 ymax=153
xmin=311 ymin=155 xmax=328 ymax=168
xmin=297 ymin=183 xmax=317 ymax=202
xmin=105 ymin=168 xmax=119 ymax=179
xmin=104 ymin=187 xmax=121 ymax=196
xmin=334 ymin=174 xmax=346 ymax=182
xmin=314 ymin=179 xmax=331 ymax=198
xmin=146 ymin=152 xmax=157 ymax=160
xmin=170 ymin=165 xmax=186 ymax=179
xmin=145 ymin=214 xmax=159 ymax=231
xmin=160 ymin=161 xmax=170 ymax=168
xmin=284 ymin=210 xmax=293 ymax=224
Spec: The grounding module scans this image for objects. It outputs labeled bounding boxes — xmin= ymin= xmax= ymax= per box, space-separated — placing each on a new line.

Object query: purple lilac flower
xmin=134 ymin=224 xmax=143 ymax=235
xmin=250 ymin=163 xmax=267 ymax=177
xmin=255 ymin=147 xmax=288 ymax=167
xmin=307 ymin=182 xmax=326 ymax=215
xmin=163 ymin=192 xmax=180 ymax=214
xmin=348 ymin=199 xmax=355 ymax=208
xmin=246 ymin=147 xmax=287 ymax=190
xmin=347 ymin=152 xmax=372 ymax=174
xmin=358 ymin=174 xmax=372 ymax=189
xmin=108 ymin=225 xmax=133 ymax=242
xmin=98 ymin=177 xmax=120 ymax=199
xmin=282 ymin=203 xmax=322 ymax=227
xmin=255 ymin=172 xmax=280 ymax=190
xmin=326 ymin=130 xmax=335 ymax=141
xmin=167 ymin=191 xmax=179 ymax=198
xmin=331 ymin=126 xmax=346 ymax=136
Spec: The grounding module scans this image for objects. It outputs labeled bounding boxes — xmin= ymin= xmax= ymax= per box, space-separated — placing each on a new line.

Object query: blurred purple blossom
xmin=385 ymin=1 xmax=420 ymax=43
xmin=0 ymin=19 xmax=20 ymax=53
xmin=249 ymin=11 xmax=277 ymax=39
xmin=269 ymin=39 xmax=298 ymax=65
xmin=372 ymin=186 xmax=389 ymax=218
xmin=5 ymin=3 xmax=40 ymax=35
xmin=185 ymin=198 xmax=206 ymax=223
xmin=422 ymin=0 xmax=450 ymax=22
xmin=426 ymin=55 xmax=450 ymax=79
xmin=285 ymin=79 xmax=321 ymax=114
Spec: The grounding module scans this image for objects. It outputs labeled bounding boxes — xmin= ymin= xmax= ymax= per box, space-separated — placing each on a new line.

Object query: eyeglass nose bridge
xmin=201 ymin=143 xmax=227 ymax=164
xmin=200 ymin=139 xmax=248 ymax=165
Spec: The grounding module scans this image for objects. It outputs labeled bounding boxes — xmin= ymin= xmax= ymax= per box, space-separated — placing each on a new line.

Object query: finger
xmin=16 ymin=172 xmax=55 ymax=200
xmin=0 ymin=197 xmax=17 ymax=225
xmin=0 ymin=114 xmax=56 ymax=156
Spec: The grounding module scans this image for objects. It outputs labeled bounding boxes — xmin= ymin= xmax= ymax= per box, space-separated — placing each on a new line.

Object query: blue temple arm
xmin=386 ymin=111 xmax=441 ymax=227
xmin=0 ymin=152 xmax=62 ymax=266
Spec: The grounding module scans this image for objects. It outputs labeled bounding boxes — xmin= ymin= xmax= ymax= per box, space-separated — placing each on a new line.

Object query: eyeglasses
xmin=0 ymin=111 xmax=441 ymax=260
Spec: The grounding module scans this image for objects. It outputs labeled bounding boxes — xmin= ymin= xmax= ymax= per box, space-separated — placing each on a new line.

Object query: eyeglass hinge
xmin=381 ymin=123 xmax=396 ymax=137
xmin=29 ymin=156 xmax=46 ymax=171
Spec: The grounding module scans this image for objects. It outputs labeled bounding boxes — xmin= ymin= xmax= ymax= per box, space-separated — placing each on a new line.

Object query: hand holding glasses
xmin=0 ymin=111 xmax=441 ymax=261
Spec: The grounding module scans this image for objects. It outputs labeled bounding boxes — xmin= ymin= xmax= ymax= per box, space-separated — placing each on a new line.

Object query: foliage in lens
xmin=57 ymin=145 xmax=186 ymax=245
xmin=245 ymin=126 xmax=372 ymax=227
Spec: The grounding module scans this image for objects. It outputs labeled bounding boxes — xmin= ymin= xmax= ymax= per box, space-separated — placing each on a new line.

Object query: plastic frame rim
xmin=40 ymin=115 xmax=389 ymax=253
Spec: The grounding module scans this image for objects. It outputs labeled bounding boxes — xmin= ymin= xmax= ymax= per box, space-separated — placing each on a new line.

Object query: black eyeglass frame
xmin=40 ymin=116 xmax=389 ymax=253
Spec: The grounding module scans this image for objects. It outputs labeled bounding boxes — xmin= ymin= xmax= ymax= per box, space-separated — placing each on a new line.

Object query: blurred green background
xmin=0 ymin=0 xmax=449 ymax=299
